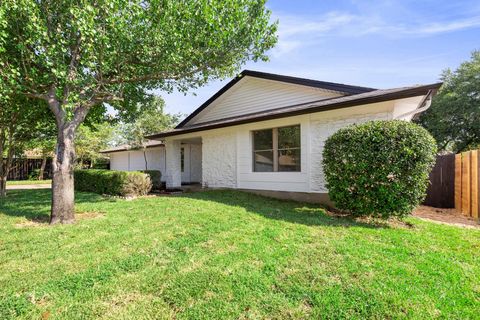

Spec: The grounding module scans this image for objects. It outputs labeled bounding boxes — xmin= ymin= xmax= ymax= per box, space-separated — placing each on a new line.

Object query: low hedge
xmin=141 ymin=170 xmax=162 ymax=190
xmin=322 ymin=120 xmax=437 ymax=218
xmin=74 ymin=169 xmax=152 ymax=197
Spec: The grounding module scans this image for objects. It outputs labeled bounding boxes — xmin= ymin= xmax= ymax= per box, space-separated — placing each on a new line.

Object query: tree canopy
xmin=416 ymin=51 xmax=480 ymax=153
xmin=117 ymin=96 xmax=181 ymax=147
xmin=0 ymin=0 xmax=277 ymax=223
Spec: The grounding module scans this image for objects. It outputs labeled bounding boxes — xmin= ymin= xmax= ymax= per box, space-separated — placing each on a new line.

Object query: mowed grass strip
xmin=0 ymin=189 xmax=478 ymax=319
xmin=6 ymin=180 xmax=52 ymax=186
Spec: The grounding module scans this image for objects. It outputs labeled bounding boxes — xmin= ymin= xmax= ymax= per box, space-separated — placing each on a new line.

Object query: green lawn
xmin=6 ymin=180 xmax=51 ymax=185
xmin=0 ymin=190 xmax=479 ymax=319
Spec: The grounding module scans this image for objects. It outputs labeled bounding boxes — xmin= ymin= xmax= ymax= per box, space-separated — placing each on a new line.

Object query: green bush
xmin=141 ymin=170 xmax=162 ymax=190
xmin=28 ymin=169 xmax=41 ymax=180
xmin=322 ymin=120 xmax=437 ymax=218
xmin=74 ymin=169 xmax=152 ymax=196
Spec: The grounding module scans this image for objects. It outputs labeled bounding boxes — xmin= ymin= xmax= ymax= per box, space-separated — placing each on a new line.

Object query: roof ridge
xmin=241 ymin=69 xmax=377 ymax=93
xmin=176 ymin=69 xmax=379 ymax=128
xmin=148 ymin=82 xmax=442 ymax=139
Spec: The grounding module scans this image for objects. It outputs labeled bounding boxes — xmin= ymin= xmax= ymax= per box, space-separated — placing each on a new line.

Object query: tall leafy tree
xmin=0 ymin=0 xmax=277 ymax=224
xmin=416 ymin=51 xmax=480 ymax=153
xmin=75 ymin=122 xmax=115 ymax=169
xmin=118 ymin=95 xmax=181 ymax=169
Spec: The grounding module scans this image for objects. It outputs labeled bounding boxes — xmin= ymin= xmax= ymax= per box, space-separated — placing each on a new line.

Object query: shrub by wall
xmin=141 ymin=170 xmax=162 ymax=190
xmin=74 ymin=169 xmax=152 ymax=197
xmin=322 ymin=120 xmax=437 ymax=218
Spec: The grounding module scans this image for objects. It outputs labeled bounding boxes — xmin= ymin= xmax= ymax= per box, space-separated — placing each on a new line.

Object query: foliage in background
xmin=74 ymin=169 xmax=151 ymax=197
xmin=117 ymin=96 xmax=181 ymax=169
xmin=75 ymin=123 xmax=115 ymax=169
xmin=416 ymin=51 xmax=480 ymax=153
xmin=323 ymin=120 xmax=437 ymax=218
xmin=116 ymin=95 xmax=182 ymax=147
xmin=0 ymin=95 xmax=54 ymax=195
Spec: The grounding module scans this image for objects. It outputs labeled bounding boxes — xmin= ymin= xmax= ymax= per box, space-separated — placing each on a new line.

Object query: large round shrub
xmin=322 ymin=120 xmax=437 ymax=218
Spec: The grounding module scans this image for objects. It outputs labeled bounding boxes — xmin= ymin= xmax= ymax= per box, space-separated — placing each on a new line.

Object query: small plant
xmin=27 ymin=169 xmax=41 ymax=181
xmin=74 ymin=170 xmax=152 ymax=197
xmin=323 ymin=120 xmax=437 ymax=218
xmin=141 ymin=170 xmax=162 ymax=191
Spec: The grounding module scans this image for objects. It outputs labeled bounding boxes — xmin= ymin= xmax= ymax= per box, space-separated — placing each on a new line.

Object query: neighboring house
xmin=121 ymin=70 xmax=441 ymax=203
xmin=100 ymin=140 xmax=202 ymax=184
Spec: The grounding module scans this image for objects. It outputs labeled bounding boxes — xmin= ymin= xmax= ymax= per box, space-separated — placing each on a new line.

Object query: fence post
xmin=455 ymin=154 xmax=462 ymax=211
xmin=472 ymin=150 xmax=479 ymax=219
xmin=461 ymin=151 xmax=471 ymax=216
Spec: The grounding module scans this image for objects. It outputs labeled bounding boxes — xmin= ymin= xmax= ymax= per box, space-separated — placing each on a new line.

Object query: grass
xmin=6 ymin=180 xmax=51 ymax=185
xmin=0 ymin=189 xmax=479 ymax=319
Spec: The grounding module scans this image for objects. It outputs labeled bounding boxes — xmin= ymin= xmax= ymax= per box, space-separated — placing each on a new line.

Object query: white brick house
xmin=122 ymin=70 xmax=441 ymax=203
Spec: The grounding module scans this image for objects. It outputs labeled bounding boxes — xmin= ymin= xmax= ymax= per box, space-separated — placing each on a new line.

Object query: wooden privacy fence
xmin=424 ymin=153 xmax=455 ymax=208
xmin=455 ymin=150 xmax=480 ymax=220
xmin=4 ymin=158 xmax=53 ymax=181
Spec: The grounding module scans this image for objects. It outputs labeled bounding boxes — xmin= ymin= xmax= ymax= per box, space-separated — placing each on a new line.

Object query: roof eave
xmin=147 ymin=83 xmax=442 ymax=139
xmin=175 ymin=70 xmax=378 ymax=129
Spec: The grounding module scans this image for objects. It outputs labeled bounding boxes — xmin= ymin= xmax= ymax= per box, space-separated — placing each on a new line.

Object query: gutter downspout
xmin=397 ymin=89 xmax=436 ymax=120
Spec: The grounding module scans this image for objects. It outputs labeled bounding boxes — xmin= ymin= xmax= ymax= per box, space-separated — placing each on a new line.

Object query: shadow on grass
xmin=0 ymin=189 xmax=108 ymax=223
xmin=179 ymin=189 xmax=388 ymax=229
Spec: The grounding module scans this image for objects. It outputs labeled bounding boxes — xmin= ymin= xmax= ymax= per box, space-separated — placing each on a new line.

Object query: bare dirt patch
xmin=413 ymin=206 xmax=479 ymax=228
xmin=15 ymin=211 xmax=104 ymax=228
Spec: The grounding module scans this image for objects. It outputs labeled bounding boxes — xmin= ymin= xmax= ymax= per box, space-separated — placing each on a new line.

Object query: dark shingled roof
xmin=100 ymin=140 xmax=164 ymax=154
xmin=175 ymin=70 xmax=377 ymax=128
xmin=147 ymin=82 xmax=442 ymax=139
xmin=147 ymin=83 xmax=442 ymax=139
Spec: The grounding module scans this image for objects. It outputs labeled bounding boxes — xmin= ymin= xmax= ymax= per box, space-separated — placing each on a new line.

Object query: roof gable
xmin=177 ymin=70 xmax=376 ymax=128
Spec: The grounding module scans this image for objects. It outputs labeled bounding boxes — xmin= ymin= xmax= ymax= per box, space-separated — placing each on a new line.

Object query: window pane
xmin=254 ymin=150 xmax=274 ymax=172
xmin=278 ymin=148 xmax=301 ymax=172
xmin=278 ymin=125 xmax=300 ymax=150
xmin=253 ymin=129 xmax=273 ymax=151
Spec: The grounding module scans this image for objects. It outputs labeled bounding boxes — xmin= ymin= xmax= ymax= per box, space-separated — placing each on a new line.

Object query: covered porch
xmin=163 ymin=136 xmax=203 ymax=188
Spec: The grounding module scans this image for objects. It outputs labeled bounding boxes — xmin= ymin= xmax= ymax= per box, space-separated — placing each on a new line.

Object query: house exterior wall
xmin=202 ymin=131 xmax=237 ymax=188
xmin=110 ymin=152 xmax=129 ymax=171
xmin=108 ymin=147 xmax=167 ymax=181
xmin=309 ymin=111 xmax=391 ymax=192
xmin=168 ymin=99 xmax=412 ymax=195
xmin=186 ymin=77 xmax=343 ymax=126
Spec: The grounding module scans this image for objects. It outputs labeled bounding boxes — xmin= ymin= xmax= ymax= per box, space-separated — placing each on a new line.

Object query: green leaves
xmin=1 ymin=0 xmax=277 ymax=111
xmin=416 ymin=51 xmax=480 ymax=152
xmin=323 ymin=120 xmax=437 ymax=218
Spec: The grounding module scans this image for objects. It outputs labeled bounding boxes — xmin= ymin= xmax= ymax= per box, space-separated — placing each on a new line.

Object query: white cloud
xmin=411 ymin=16 xmax=480 ymax=34
xmin=271 ymin=11 xmax=480 ymax=57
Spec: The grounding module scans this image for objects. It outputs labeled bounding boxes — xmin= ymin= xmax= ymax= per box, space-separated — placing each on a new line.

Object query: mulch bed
xmin=412 ymin=206 xmax=479 ymax=228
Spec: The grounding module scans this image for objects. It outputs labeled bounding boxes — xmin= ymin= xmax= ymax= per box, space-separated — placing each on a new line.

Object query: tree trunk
xmin=143 ymin=148 xmax=148 ymax=170
xmin=50 ymin=125 xmax=76 ymax=225
xmin=0 ymin=176 xmax=6 ymax=197
xmin=39 ymin=155 xmax=47 ymax=180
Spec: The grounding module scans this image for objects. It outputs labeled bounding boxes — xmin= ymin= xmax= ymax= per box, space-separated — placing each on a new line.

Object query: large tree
xmin=118 ymin=95 xmax=181 ymax=169
xmin=0 ymin=0 xmax=277 ymax=224
xmin=416 ymin=51 xmax=480 ymax=153
xmin=75 ymin=122 xmax=115 ymax=169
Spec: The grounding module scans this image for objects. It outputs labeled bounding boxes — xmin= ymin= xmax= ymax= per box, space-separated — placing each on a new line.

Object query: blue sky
xmin=159 ymin=0 xmax=480 ymax=116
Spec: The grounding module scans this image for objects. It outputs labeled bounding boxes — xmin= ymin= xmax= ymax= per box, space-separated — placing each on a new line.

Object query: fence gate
xmin=424 ymin=153 xmax=455 ymax=208
xmin=455 ymin=150 xmax=480 ymax=219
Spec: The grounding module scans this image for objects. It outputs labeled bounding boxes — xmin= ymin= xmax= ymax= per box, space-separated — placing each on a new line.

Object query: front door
xmin=181 ymin=146 xmax=191 ymax=184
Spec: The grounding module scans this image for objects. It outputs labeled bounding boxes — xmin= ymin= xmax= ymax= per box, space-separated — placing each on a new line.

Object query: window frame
xmin=252 ymin=124 xmax=301 ymax=173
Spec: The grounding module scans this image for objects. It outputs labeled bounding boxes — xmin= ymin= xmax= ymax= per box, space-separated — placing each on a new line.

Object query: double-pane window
xmin=252 ymin=125 xmax=301 ymax=172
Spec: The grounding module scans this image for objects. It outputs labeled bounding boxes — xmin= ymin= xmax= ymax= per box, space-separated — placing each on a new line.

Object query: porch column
xmin=165 ymin=139 xmax=181 ymax=188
